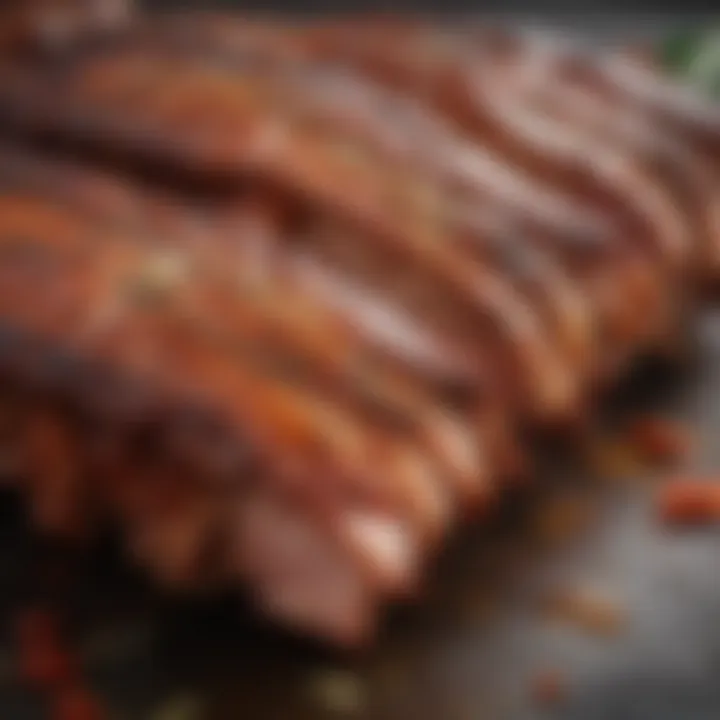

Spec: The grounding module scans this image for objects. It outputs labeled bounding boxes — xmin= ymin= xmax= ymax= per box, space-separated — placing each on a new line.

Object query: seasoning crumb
xmin=531 ymin=669 xmax=566 ymax=707
xmin=532 ymin=495 xmax=596 ymax=547
xmin=586 ymin=437 xmax=645 ymax=481
xmin=657 ymin=479 xmax=720 ymax=526
xmin=627 ymin=416 xmax=693 ymax=467
xmin=308 ymin=669 xmax=366 ymax=715
xmin=543 ymin=586 xmax=626 ymax=637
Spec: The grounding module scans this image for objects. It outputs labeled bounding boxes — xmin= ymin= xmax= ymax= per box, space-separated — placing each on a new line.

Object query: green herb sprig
xmin=660 ymin=29 xmax=720 ymax=99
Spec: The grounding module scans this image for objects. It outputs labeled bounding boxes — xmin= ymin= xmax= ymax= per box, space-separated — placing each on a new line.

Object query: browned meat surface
xmin=456 ymin=27 xmax=720 ymax=286
xmin=0 ymin=45 xmax=590 ymax=425
xmin=0 ymin=144 xmax=531 ymax=643
xmin=0 ymin=13 xmax=715 ymax=646
xmin=107 ymin=16 xmax=691 ymax=375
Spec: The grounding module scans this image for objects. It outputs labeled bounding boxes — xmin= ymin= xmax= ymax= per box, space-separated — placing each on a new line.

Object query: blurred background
xmin=135 ymin=0 xmax=720 ymax=63
xmin=142 ymin=0 xmax=718 ymax=30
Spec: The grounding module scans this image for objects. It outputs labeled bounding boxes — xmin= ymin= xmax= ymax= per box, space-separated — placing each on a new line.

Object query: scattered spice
xmin=307 ymin=669 xmax=366 ymax=715
xmin=530 ymin=669 xmax=566 ymax=707
xmin=543 ymin=586 xmax=626 ymax=637
xmin=627 ymin=416 xmax=693 ymax=468
xmin=586 ymin=436 xmax=645 ymax=482
xmin=51 ymin=685 xmax=106 ymax=720
xmin=19 ymin=641 xmax=76 ymax=689
xmin=13 ymin=607 xmax=108 ymax=718
xmin=657 ymin=479 xmax=720 ymax=526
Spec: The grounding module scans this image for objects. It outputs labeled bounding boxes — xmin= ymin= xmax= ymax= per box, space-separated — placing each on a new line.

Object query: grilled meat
xmin=0 ymin=13 xmax=714 ymax=645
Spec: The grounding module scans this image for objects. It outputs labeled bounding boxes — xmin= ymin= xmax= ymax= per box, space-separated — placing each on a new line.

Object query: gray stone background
xmin=139 ymin=1 xmax=718 ymax=46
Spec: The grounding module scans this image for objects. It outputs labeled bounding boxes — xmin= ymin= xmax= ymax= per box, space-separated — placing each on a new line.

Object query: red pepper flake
xmin=19 ymin=642 xmax=75 ymax=689
xmin=657 ymin=479 xmax=720 ymax=526
xmin=15 ymin=607 xmax=77 ymax=690
xmin=51 ymin=685 xmax=106 ymax=720
xmin=627 ymin=416 xmax=693 ymax=468
xmin=530 ymin=669 xmax=566 ymax=707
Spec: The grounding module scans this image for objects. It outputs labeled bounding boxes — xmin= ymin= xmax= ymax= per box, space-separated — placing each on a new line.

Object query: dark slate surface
xmin=143 ymin=0 xmax=718 ymax=15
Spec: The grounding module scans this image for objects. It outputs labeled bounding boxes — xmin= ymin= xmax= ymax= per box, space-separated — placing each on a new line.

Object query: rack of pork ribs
xmin=0 ymin=5 xmax=717 ymax=645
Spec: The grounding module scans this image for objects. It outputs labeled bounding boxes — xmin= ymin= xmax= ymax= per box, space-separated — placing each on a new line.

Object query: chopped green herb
xmin=660 ymin=30 xmax=701 ymax=74
xmin=659 ymin=28 xmax=720 ymax=98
